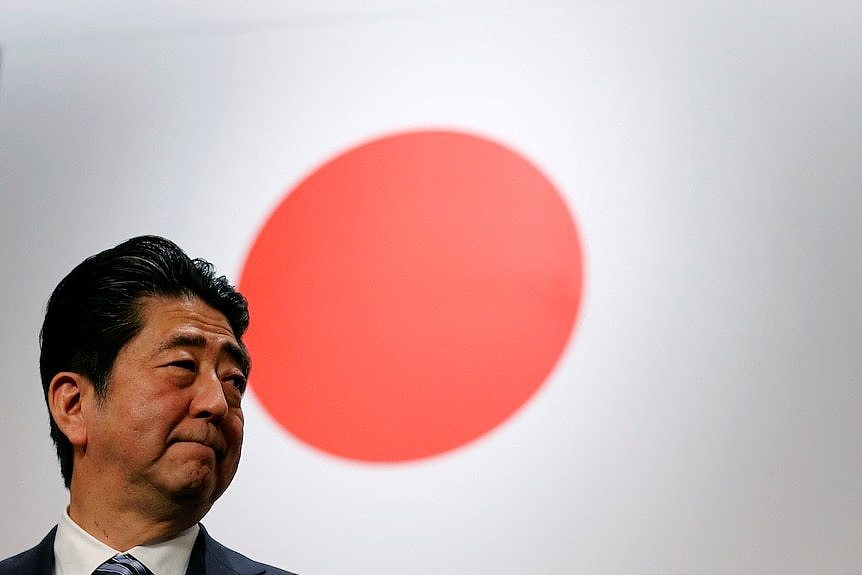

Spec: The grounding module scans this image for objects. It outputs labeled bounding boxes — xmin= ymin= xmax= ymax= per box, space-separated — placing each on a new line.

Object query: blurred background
xmin=1 ymin=2 xmax=860 ymax=574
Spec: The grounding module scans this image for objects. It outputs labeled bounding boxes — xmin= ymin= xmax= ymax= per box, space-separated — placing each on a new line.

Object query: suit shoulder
xmin=212 ymin=543 xmax=298 ymax=575
xmin=0 ymin=549 xmax=33 ymax=574
xmin=0 ymin=527 xmax=57 ymax=575
xmin=197 ymin=525 xmax=298 ymax=575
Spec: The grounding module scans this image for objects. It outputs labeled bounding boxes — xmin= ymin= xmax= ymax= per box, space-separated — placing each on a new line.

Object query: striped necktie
xmin=92 ymin=553 xmax=154 ymax=575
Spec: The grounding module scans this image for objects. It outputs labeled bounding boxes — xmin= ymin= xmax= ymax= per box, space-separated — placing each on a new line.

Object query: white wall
xmin=1 ymin=2 xmax=860 ymax=574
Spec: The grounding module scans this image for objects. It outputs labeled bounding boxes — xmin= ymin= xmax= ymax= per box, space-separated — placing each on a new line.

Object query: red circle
xmin=240 ymin=130 xmax=583 ymax=462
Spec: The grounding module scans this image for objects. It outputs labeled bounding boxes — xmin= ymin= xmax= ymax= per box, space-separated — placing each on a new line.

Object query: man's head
xmin=40 ymin=235 xmax=250 ymax=495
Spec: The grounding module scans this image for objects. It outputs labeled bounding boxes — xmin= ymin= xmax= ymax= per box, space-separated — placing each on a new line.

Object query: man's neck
xmin=67 ymin=502 xmax=199 ymax=551
xmin=67 ymin=482 xmax=207 ymax=551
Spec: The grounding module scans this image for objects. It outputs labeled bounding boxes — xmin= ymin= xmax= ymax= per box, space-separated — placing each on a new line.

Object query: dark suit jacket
xmin=0 ymin=524 xmax=296 ymax=575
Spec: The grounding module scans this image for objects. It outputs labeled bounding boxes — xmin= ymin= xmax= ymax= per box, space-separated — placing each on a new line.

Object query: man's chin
xmin=154 ymin=452 xmax=237 ymax=510
xmin=158 ymin=465 xmax=222 ymax=507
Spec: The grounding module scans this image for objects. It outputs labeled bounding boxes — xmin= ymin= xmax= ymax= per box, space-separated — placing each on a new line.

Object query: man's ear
xmin=47 ymin=372 xmax=93 ymax=448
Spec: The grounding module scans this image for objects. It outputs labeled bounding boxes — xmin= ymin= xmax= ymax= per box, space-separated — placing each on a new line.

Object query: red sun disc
xmin=240 ymin=130 xmax=583 ymax=462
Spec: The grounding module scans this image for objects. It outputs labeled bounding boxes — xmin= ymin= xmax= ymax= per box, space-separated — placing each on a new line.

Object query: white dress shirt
xmin=53 ymin=508 xmax=199 ymax=575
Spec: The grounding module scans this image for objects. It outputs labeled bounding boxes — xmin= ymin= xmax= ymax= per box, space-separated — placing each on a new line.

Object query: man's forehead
xmin=135 ymin=295 xmax=250 ymax=373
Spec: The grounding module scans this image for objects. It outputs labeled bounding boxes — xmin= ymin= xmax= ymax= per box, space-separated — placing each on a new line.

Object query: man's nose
xmin=191 ymin=370 xmax=229 ymax=420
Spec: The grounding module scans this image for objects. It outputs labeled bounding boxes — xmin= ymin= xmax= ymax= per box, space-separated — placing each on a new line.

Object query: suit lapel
xmin=184 ymin=529 xmax=207 ymax=575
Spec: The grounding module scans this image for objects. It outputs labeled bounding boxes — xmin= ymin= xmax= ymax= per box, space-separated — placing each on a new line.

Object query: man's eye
xmin=169 ymin=360 xmax=197 ymax=372
xmin=226 ymin=375 xmax=247 ymax=394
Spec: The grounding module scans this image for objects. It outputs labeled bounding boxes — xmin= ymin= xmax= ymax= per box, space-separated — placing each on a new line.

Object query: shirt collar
xmin=54 ymin=507 xmax=199 ymax=575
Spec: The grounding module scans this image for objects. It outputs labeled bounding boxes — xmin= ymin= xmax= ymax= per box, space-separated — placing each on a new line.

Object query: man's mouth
xmin=171 ymin=436 xmax=225 ymax=459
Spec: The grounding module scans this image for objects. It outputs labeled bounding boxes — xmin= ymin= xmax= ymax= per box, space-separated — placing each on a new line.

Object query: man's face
xmin=83 ymin=295 xmax=247 ymax=517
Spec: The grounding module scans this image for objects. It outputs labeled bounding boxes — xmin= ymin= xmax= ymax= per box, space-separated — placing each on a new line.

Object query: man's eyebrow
xmin=156 ymin=333 xmax=251 ymax=376
xmin=157 ymin=333 xmax=207 ymax=353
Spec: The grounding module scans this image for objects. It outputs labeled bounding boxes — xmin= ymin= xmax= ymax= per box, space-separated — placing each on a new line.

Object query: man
xmin=0 ymin=236 xmax=296 ymax=575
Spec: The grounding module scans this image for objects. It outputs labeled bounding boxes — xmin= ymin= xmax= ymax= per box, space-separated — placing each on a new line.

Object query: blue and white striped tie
xmin=92 ymin=553 xmax=154 ymax=575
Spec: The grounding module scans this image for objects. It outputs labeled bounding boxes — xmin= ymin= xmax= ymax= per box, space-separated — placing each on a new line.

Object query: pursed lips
xmin=169 ymin=431 xmax=226 ymax=459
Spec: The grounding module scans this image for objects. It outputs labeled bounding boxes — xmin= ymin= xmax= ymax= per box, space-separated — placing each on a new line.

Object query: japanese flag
xmin=0 ymin=3 xmax=858 ymax=575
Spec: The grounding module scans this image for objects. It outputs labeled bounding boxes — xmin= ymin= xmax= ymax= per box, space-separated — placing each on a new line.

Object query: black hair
xmin=40 ymin=235 xmax=250 ymax=488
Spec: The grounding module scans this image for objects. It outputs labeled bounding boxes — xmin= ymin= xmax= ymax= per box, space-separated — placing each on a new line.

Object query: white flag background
xmin=1 ymin=2 xmax=860 ymax=574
